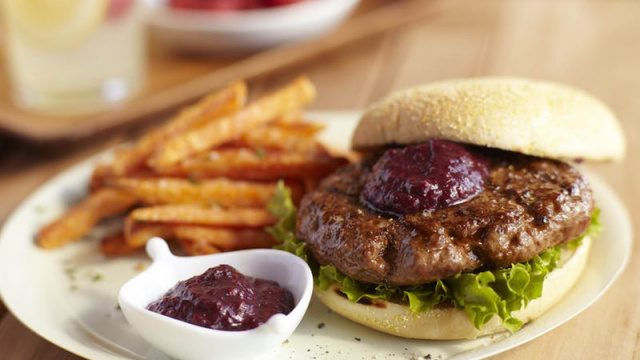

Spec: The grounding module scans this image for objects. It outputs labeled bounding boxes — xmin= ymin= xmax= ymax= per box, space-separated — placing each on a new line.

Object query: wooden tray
xmin=0 ymin=0 xmax=444 ymax=142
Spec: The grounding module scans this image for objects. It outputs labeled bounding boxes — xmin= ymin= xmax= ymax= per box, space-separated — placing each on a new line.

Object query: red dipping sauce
xmin=169 ymin=0 xmax=304 ymax=11
xmin=362 ymin=140 xmax=489 ymax=215
xmin=147 ymin=264 xmax=295 ymax=331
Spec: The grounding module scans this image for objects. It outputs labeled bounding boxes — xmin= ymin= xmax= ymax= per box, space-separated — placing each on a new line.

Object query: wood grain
xmin=0 ymin=0 xmax=639 ymax=359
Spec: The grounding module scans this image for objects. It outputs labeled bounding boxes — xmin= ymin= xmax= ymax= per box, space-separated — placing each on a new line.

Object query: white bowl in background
xmin=118 ymin=238 xmax=313 ymax=360
xmin=145 ymin=0 xmax=360 ymax=53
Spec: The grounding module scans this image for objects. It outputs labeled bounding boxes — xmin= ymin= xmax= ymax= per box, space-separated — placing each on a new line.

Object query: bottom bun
xmin=315 ymin=236 xmax=591 ymax=340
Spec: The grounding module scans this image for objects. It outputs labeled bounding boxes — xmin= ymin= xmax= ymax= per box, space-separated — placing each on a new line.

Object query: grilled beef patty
xmin=297 ymin=148 xmax=594 ymax=286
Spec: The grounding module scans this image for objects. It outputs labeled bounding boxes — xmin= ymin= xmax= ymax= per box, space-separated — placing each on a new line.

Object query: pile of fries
xmin=37 ymin=77 xmax=347 ymax=256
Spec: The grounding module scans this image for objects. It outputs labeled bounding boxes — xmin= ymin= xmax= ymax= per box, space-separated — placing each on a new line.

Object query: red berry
xmin=107 ymin=0 xmax=134 ymax=19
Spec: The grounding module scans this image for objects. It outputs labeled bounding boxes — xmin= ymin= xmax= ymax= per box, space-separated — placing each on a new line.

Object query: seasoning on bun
xmin=269 ymin=78 xmax=623 ymax=340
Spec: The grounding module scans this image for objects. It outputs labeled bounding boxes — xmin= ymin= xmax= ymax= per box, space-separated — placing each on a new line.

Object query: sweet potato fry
xmin=37 ymin=76 xmax=347 ymax=254
xmin=123 ymin=218 xmax=175 ymax=247
xmin=272 ymin=109 xmax=304 ymax=125
xmin=238 ymin=122 xmax=324 ymax=153
xmin=177 ymin=236 xmax=221 ymax=255
xmin=111 ymin=81 xmax=247 ymax=176
xmin=109 ymin=178 xmax=277 ymax=207
xmin=302 ymin=177 xmax=320 ymax=193
xmin=128 ymin=205 xmax=277 ymax=227
xmin=100 ymin=232 xmax=141 ymax=256
xmin=37 ymin=189 xmax=137 ymax=249
xmin=148 ymin=76 xmax=316 ymax=170
xmin=89 ymin=164 xmax=113 ymax=192
xmin=175 ymin=227 xmax=277 ymax=255
xmin=169 ymin=148 xmax=348 ymax=181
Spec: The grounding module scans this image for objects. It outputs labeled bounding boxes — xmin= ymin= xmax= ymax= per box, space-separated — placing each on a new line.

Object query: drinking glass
xmin=1 ymin=0 xmax=146 ymax=115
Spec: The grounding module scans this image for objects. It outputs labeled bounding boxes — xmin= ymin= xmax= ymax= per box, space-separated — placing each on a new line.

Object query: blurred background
xmin=0 ymin=0 xmax=638 ymax=358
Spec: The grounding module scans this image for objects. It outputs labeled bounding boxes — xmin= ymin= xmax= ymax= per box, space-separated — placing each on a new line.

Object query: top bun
xmin=353 ymin=78 xmax=625 ymax=161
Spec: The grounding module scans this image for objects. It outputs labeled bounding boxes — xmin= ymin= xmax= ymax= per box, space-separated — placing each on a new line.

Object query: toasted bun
xmin=353 ymin=78 xmax=625 ymax=161
xmin=315 ymin=236 xmax=591 ymax=340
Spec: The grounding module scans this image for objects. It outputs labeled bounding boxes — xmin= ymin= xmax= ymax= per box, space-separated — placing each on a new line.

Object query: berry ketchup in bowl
xmin=118 ymin=237 xmax=313 ymax=360
xmin=168 ymin=0 xmax=306 ymax=11
xmin=145 ymin=0 xmax=360 ymax=53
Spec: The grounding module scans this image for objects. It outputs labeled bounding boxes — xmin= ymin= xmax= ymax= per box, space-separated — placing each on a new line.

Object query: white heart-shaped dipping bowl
xmin=118 ymin=238 xmax=313 ymax=360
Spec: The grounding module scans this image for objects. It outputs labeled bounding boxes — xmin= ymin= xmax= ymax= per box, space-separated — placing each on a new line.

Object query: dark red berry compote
xmin=169 ymin=0 xmax=304 ymax=11
xmin=362 ymin=140 xmax=489 ymax=215
xmin=147 ymin=264 xmax=295 ymax=331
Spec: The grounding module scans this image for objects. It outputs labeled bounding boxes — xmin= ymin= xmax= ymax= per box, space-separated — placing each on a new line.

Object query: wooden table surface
xmin=1 ymin=0 xmax=638 ymax=358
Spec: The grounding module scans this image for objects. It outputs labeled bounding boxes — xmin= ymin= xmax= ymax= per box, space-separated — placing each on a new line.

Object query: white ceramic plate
xmin=145 ymin=0 xmax=360 ymax=53
xmin=0 ymin=112 xmax=632 ymax=360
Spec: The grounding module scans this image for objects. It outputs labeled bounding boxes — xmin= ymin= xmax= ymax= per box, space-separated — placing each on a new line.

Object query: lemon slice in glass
xmin=4 ymin=0 xmax=109 ymax=49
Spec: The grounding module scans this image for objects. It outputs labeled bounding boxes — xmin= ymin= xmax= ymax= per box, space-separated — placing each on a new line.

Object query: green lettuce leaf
xmin=266 ymin=181 xmax=308 ymax=261
xmin=567 ymin=207 xmax=601 ymax=251
xmin=267 ymin=184 xmax=600 ymax=332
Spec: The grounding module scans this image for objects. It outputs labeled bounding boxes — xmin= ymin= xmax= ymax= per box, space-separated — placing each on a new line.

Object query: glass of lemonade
xmin=1 ymin=0 xmax=146 ymax=115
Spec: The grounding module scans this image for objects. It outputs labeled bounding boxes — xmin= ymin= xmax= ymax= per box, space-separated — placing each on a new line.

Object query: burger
xmin=268 ymin=78 xmax=625 ymax=339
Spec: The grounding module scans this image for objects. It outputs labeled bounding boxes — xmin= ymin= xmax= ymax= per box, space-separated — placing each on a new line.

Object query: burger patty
xmin=297 ymin=150 xmax=594 ymax=286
